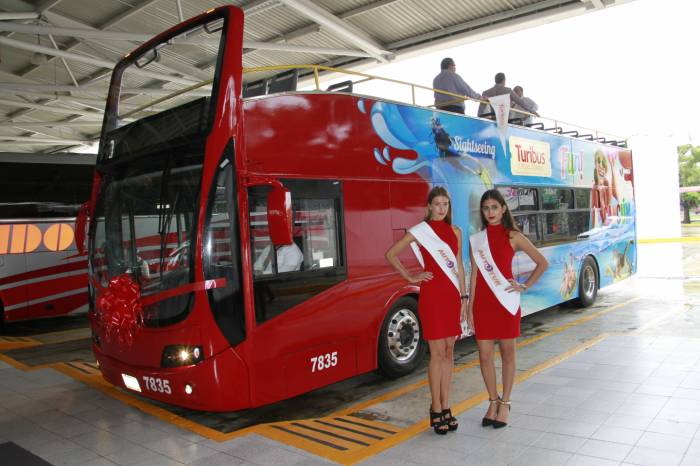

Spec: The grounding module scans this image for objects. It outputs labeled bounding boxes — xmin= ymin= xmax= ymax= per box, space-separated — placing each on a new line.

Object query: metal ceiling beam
xmin=243 ymin=0 xmax=400 ymax=57
xmin=388 ymin=0 xmax=576 ymax=50
xmin=0 ymin=135 xmax=93 ymax=144
xmin=276 ymin=0 xmax=392 ymax=62
xmin=36 ymin=0 xmax=63 ymax=14
xmin=0 ymin=35 xmax=198 ymax=85
xmin=0 ymin=97 xmax=99 ymax=116
xmin=0 ymin=120 xmax=101 ymax=128
xmin=243 ymin=41 xmax=372 ymax=57
xmin=0 ymin=23 xmax=374 ymax=58
xmin=0 ymin=12 xmax=39 ymax=20
xmin=47 ymin=33 xmax=79 ymax=87
xmin=0 ymin=82 xmax=210 ymax=96
xmin=241 ymin=0 xmax=280 ymax=17
xmin=586 ymin=0 xmax=606 ymax=8
xmin=18 ymin=0 xmax=162 ymax=78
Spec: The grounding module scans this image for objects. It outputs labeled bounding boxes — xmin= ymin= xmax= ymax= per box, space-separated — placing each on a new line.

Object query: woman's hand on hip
xmin=407 ymin=271 xmax=433 ymax=283
xmin=505 ymin=279 xmax=526 ymax=293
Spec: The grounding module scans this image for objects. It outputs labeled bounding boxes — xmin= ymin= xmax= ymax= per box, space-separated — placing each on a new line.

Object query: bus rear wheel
xmin=574 ymin=256 xmax=598 ymax=308
xmin=377 ymin=297 xmax=425 ymax=378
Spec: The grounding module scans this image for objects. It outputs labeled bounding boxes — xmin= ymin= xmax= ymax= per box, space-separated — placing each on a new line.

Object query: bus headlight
xmin=161 ymin=345 xmax=204 ymax=368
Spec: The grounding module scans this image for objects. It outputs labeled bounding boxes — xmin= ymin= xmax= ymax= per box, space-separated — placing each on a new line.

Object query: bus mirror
xmin=75 ymin=202 xmax=90 ymax=254
xmin=267 ymin=187 xmax=293 ymax=246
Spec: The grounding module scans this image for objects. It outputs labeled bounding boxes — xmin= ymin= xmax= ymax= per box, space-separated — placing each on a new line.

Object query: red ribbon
xmin=95 ymin=274 xmax=144 ymax=347
xmin=93 ymin=276 xmax=226 ymax=347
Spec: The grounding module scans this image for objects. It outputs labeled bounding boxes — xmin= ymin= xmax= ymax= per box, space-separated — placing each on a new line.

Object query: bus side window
xmin=249 ymin=180 xmax=345 ymax=323
xmin=249 ymin=192 xmax=276 ymax=277
xmin=514 ymin=213 xmax=539 ymax=244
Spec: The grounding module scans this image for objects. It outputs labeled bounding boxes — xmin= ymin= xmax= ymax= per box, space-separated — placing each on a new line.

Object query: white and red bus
xmin=86 ymin=6 xmax=636 ymax=411
xmin=0 ymin=153 xmax=94 ymax=328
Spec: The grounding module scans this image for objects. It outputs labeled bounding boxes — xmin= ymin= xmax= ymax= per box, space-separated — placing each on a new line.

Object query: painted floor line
xmin=335 ymin=296 xmax=642 ymax=416
xmin=0 ymin=295 xmax=644 ymax=462
xmin=335 ymin=334 xmax=609 ymax=465
xmin=639 ymin=237 xmax=700 ymax=243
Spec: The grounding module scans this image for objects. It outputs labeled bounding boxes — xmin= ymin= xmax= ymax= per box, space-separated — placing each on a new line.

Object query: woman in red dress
xmin=385 ymin=186 xmax=467 ymax=435
xmin=467 ymin=189 xmax=548 ymax=428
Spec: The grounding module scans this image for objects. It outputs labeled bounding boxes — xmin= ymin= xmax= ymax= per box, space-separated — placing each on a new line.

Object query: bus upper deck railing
xmin=118 ymin=64 xmax=627 ymax=148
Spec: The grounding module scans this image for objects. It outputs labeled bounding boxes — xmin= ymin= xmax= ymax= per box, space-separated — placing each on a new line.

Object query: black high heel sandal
xmin=442 ymin=408 xmax=458 ymax=432
xmin=429 ymin=408 xmax=448 ymax=435
xmin=482 ymin=397 xmax=500 ymax=427
xmin=492 ymin=399 xmax=511 ymax=429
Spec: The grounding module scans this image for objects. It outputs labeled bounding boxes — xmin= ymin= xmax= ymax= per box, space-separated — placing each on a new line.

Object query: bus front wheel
xmin=377 ymin=297 xmax=426 ymax=378
xmin=574 ymin=256 xmax=598 ymax=308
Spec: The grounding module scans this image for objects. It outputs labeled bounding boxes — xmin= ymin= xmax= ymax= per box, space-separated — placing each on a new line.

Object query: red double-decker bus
xmin=87 ymin=6 xmax=635 ymax=411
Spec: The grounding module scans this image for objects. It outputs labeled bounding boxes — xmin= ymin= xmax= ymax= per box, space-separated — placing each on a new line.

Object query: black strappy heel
xmin=429 ymin=408 xmax=448 ymax=435
xmin=492 ymin=399 xmax=511 ymax=429
xmin=482 ymin=397 xmax=500 ymax=427
xmin=442 ymin=408 xmax=458 ymax=432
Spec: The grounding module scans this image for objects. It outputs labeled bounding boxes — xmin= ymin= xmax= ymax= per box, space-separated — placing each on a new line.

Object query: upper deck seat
xmin=243 ymin=79 xmax=268 ymax=98
xmin=326 ymin=80 xmax=353 ymax=93
xmin=268 ymin=70 xmax=298 ymax=94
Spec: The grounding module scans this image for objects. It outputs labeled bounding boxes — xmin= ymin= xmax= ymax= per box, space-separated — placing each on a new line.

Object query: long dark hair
xmin=424 ymin=186 xmax=452 ymax=225
xmin=479 ymin=189 xmax=520 ymax=231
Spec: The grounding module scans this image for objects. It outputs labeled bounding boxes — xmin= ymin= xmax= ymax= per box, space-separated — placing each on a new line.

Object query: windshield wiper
xmin=157 ymin=160 xmax=174 ymax=280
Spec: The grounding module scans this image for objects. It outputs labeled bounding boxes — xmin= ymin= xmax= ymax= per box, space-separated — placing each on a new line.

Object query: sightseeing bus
xmin=85 ymin=6 xmax=636 ymax=411
xmin=0 ymin=153 xmax=94 ymax=328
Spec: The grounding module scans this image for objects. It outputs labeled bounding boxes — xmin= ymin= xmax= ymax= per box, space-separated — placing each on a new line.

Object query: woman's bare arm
xmin=510 ymin=232 xmax=548 ymax=290
xmin=385 ymin=232 xmax=433 ymax=284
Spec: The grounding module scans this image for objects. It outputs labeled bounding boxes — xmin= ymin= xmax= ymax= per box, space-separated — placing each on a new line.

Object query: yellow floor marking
xmin=620 ymin=303 xmax=692 ymax=335
xmin=338 ymin=334 xmax=609 ymax=465
xmin=336 ymin=296 xmax=641 ymax=416
xmin=639 ymin=237 xmax=700 ymax=243
xmin=52 ymin=363 xmax=243 ymax=442
xmin=30 ymin=327 xmax=92 ymax=344
xmin=515 ymin=296 xmax=643 ymax=348
xmin=0 ymin=295 xmax=643 ymax=463
xmin=0 ymin=335 xmax=40 ymax=351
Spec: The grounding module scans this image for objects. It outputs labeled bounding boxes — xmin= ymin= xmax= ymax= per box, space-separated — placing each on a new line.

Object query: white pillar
xmin=628 ymin=134 xmax=681 ymax=240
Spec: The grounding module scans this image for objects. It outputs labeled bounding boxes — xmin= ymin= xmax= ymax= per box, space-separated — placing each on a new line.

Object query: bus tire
xmin=574 ymin=256 xmax=598 ymax=308
xmin=377 ymin=297 xmax=425 ymax=379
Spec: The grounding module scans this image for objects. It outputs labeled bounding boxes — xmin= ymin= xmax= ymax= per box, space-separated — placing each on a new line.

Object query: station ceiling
xmin=0 ymin=0 xmax=630 ymax=153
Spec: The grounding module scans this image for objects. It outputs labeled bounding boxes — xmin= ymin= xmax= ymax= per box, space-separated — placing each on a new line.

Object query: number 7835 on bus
xmin=310 ymin=351 xmax=338 ymax=372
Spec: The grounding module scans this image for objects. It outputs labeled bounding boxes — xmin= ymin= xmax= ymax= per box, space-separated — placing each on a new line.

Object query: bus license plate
xmin=141 ymin=376 xmax=172 ymax=395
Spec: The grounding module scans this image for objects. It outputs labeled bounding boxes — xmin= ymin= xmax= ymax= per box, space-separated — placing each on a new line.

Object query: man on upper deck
xmin=510 ymin=86 xmax=538 ymax=126
xmin=433 ymin=58 xmax=481 ymax=115
xmin=477 ymin=72 xmax=538 ymax=120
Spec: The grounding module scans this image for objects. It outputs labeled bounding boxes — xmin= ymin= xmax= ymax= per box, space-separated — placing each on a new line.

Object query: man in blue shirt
xmin=433 ymin=58 xmax=481 ymax=114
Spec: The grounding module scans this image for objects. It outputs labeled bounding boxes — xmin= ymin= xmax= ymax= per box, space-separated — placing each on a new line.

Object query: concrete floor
xmin=1 ymin=233 xmax=699 ymax=465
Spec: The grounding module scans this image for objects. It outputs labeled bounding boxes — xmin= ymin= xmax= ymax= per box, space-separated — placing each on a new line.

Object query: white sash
xmin=469 ymin=229 xmax=520 ymax=315
xmin=408 ymin=222 xmax=460 ymax=293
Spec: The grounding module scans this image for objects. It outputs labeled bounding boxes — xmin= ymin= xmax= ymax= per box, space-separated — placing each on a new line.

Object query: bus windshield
xmin=91 ymin=150 xmax=201 ymax=327
xmin=91 ymin=14 xmax=226 ymax=327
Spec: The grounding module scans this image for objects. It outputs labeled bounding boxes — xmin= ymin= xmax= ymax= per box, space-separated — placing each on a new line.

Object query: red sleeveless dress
xmin=473 ymin=223 xmax=521 ymax=340
xmin=417 ymin=220 xmax=462 ymax=340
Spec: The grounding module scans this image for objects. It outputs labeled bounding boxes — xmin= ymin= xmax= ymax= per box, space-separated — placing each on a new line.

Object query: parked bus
xmin=85 ymin=6 xmax=636 ymax=411
xmin=0 ymin=153 xmax=94 ymax=328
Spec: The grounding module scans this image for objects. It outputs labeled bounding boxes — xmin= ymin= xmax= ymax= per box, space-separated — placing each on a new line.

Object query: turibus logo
xmin=0 ymin=223 xmax=75 ymax=254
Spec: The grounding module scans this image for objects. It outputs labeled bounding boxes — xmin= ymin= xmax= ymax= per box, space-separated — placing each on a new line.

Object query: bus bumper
xmin=93 ymin=344 xmax=250 ymax=411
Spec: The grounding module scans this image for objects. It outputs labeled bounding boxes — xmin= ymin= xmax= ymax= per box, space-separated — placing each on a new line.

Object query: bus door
xmin=247 ymin=179 xmax=351 ymax=403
